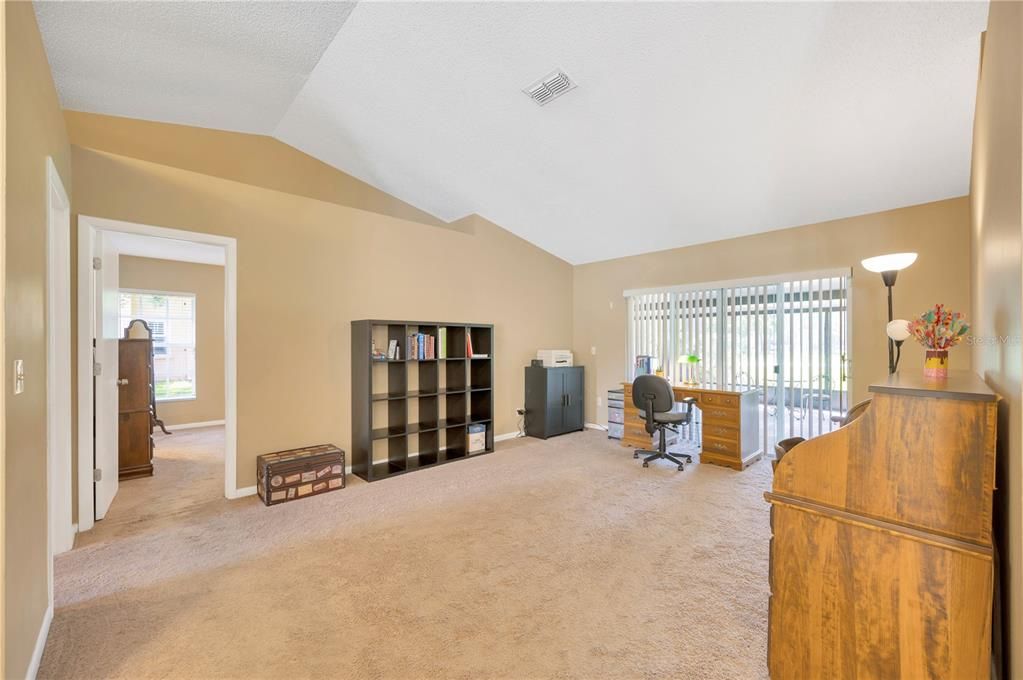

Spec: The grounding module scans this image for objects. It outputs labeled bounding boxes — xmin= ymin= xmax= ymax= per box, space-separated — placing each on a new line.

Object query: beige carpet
xmin=40 ymin=428 xmax=771 ymax=679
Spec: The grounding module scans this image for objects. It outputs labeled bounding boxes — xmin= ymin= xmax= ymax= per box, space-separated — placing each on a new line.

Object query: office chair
xmin=631 ymin=374 xmax=697 ymax=470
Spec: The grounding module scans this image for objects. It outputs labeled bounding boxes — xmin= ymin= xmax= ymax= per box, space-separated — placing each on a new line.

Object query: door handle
xmin=117 ymin=378 xmax=129 ymax=386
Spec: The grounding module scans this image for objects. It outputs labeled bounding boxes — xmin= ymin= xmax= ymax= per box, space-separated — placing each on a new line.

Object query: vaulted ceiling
xmin=36 ymin=1 xmax=989 ymax=264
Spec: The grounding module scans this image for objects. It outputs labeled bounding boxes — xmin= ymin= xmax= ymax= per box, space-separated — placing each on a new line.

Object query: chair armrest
xmin=680 ymin=396 xmax=697 ymax=414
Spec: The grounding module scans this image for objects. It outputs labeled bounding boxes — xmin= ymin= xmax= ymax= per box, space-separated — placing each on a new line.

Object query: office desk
xmin=621 ymin=382 xmax=762 ymax=470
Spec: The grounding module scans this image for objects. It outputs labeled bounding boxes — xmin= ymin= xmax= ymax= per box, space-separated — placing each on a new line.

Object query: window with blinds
xmin=119 ymin=290 xmax=197 ymax=401
xmin=626 ymin=271 xmax=850 ymax=450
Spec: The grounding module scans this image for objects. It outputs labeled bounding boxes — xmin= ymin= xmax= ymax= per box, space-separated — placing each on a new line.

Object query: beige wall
xmin=119 ymin=256 xmax=226 ymax=426
xmin=65 ymin=111 xmax=447 ymax=230
xmin=970 ymin=2 xmax=1023 ymax=675
xmin=4 ymin=4 xmax=71 ymax=678
xmin=70 ymin=145 xmax=574 ymax=490
xmin=573 ymin=197 xmax=972 ymax=425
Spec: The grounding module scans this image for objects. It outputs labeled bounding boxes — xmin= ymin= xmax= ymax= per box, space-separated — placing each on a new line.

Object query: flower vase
xmin=924 ymin=350 xmax=949 ymax=379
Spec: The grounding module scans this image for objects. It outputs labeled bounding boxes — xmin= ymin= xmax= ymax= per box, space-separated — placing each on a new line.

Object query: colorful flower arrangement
xmin=908 ymin=304 xmax=970 ymax=350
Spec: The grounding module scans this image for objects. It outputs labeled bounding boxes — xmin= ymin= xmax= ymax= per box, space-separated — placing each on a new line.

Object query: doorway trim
xmin=76 ymin=215 xmax=241 ymax=533
xmin=46 ymin=157 xmax=74 ymax=562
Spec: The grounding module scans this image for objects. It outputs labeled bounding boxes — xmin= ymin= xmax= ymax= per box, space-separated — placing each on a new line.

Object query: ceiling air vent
xmin=523 ymin=70 xmax=576 ymax=106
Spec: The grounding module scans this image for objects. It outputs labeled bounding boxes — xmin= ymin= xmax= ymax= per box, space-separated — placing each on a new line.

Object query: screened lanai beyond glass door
xmin=626 ymin=271 xmax=851 ymax=455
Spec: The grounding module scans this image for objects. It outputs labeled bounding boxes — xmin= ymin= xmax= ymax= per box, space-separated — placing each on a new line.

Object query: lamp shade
xmin=861 ymin=252 xmax=917 ymax=273
xmin=886 ymin=319 xmax=911 ymax=342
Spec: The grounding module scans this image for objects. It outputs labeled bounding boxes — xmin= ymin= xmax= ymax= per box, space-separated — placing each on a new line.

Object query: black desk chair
xmin=632 ymin=375 xmax=696 ymax=471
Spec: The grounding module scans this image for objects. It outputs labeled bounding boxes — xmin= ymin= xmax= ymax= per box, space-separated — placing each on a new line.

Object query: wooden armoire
xmin=118 ymin=319 xmax=155 ymax=479
xmin=766 ymin=371 xmax=998 ymax=678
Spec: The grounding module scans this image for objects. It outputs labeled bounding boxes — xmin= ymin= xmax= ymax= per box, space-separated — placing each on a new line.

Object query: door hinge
xmin=92 ymin=257 xmax=102 ymax=271
xmin=93 ymin=361 xmax=102 ymax=377
xmin=93 ymin=468 xmax=102 ymax=482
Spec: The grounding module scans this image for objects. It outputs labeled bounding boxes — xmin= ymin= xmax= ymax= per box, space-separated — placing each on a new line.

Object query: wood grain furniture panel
xmin=621 ymin=382 xmax=761 ymax=469
xmin=766 ymin=370 xmax=998 ymax=679
xmin=118 ymin=336 xmax=154 ymax=480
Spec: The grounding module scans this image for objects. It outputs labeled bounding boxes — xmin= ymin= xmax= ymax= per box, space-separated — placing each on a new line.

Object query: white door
xmin=93 ymin=230 xmax=120 ymax=518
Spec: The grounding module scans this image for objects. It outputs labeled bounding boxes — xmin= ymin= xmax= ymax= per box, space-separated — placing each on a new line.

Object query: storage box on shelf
xmin=352 ymin=320 xmax=495 ymax=482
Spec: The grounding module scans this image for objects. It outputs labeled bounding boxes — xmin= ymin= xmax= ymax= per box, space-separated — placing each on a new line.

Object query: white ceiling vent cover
xmin=523 ymin=70 xmax=576 ymax=106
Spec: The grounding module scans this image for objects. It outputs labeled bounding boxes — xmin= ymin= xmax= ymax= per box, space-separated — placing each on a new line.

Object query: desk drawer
xmin=702 ymin=434 xmax=739 ymax=456
xmin=703 ymin=422 xmax=739 ymax=442
xmin=702 ymin=406 xmax=739 ymax=424
xmin=701 ymin=392 xmax=741 ymax=409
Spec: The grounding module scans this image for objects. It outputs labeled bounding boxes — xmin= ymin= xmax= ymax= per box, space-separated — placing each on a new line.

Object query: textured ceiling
xmin=37 ymin=1 xmax=988 ymax=264
xmin=35 ymin=1 xmax=354 ymax=133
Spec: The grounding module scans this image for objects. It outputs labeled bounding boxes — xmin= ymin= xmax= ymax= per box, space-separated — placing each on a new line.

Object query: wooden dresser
xmin=620 ymin=381 xmax=761 ymax=469
xmin=118 ymin=320 xmax=155 ymax=480
xmin=766 ymin=371 xmax=998 ymax=678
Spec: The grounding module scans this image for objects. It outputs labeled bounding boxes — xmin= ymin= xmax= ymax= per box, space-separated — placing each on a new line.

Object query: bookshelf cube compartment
xmin=445 ymin=392 xmax=467 ymax=427
xmin=470 ymin=359 xmax=492 ymax=389
xmin=415 ymin=430 xmax=440 ymax=467
xmin=445 ymin=326 xmax=467 ymax=359
xmin=417 ymin=361 xmax=438 ymax=395
xmin=468 ymin=326 xmax=492 ymax=357
xmin=372 ymin=399 xmax=407 ymax=439
xmin=470 ymin=390 xmax=492 ymax=423
xmin=372 ymin=437 xmax=407 ymax=477
xmin=443 ymin=426 xmax=467 ymax=460
xmin=417 ymin=395 xmax=439 ymax=431
xmin=446 ymin=360 xmax=467 ymax=391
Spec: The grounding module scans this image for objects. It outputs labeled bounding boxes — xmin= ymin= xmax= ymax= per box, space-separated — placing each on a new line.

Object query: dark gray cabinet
xmin=524 ymin=366 xmax=584 ymax=439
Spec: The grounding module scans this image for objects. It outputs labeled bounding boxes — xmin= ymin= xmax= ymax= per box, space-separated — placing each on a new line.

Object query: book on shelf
xmin=387 ymin=339 xmax=399 ymax=360
xmin=470 ymin=353 xmax=489 ymax=359
xmin=466 ymin=332 xmax=474 ymax=357
xmin=438 ymin=327 xmax=447 ymax=359
xmin=417 ymin=332 xmax=425 ymax=360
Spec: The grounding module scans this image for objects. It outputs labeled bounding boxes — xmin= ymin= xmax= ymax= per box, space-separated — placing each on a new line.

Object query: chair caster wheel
xmin=642 ymin=462 xmax=649 ymax=468
xmin=677 ymin=465 xmax=685 ymax=471
xmin=633 ymin=452 xmax=639 ymax=459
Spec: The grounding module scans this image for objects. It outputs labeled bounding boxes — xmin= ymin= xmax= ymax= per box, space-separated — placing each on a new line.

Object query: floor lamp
xmin=861 ymin=252 xmax=917 ymax=374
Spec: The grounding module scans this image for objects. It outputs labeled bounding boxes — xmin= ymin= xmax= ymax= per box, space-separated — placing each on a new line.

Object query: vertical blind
xmin=626 ymin=271 xmax=851 ymax=450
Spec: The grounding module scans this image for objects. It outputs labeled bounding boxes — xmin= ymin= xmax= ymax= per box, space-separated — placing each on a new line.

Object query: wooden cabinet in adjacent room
xmin=118 ymin=321 xmax=155 ymax=480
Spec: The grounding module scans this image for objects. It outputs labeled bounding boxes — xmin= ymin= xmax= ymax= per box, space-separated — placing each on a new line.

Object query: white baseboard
xmin=27 ymin=603 xmax=53 ymax=680
xmin=494 ymin=431 xmax=519 ymax=442
xmin=228 ymin=485 xmax=256 ymax=499
xmin=585 ymin=422 xmax=607 ymax=431
xmin=167 ymin=419 xmax=225 ymax=431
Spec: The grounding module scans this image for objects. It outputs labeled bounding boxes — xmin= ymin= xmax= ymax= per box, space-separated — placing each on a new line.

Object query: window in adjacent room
xmin=118 ymin=290 xmax=197 ymax=401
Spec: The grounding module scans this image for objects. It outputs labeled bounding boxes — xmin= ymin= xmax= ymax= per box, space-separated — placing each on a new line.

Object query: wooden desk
xmin=620 ymin=381 xmax=761 ymax=470
xmin=765 ymin=371 xmax=998 ymax=678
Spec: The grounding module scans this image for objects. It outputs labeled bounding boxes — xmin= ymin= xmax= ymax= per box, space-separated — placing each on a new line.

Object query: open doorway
xmin=75 ymin=216 xmax=240 ymax=535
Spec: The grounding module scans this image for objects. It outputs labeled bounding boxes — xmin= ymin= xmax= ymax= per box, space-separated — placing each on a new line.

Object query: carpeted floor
xmin=40 ymin=427 xmax=771 ymax=679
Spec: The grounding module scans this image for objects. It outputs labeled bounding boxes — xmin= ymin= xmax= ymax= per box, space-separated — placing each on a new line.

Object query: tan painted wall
xmin=0 ymin=3 xmax=7 ymax=673
xmin=71 ymin=146 xmax=573 ymax=490
xmin=65 ymin=111 xmax=448 ymax=230
xmin=970 ymin=2 xmax=1023 ymax=674
xmin=119 ymin=256 xmax=226 ymax=427
xmin=573 ymin=197 xmax=972 ymax=426
xmin=4 ymin=4 xmax=71 ymax=678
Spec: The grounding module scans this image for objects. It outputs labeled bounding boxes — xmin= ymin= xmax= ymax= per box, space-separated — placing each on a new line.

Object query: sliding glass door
xmin=627 ymin=271 xmax=850 ymax=454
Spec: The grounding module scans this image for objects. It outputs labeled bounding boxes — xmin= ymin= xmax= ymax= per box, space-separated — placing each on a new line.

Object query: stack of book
xmin=407 ymin=332 xmax=438 ymax=360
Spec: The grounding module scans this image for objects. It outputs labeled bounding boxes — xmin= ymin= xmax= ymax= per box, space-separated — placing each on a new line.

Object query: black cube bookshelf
xmin=351 ymin=319 xmax=495 ymax=482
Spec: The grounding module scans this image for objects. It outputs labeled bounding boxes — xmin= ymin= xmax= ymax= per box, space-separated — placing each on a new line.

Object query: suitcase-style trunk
xmin=256 ymin=444 xmax=346 ymax=506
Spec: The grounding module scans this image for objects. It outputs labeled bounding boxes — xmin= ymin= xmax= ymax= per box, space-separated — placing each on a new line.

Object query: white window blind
xmin=626 ymin=271 xmax=851 ymax=450
xmin=119 ymin=290 xmax=197 ymax=401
